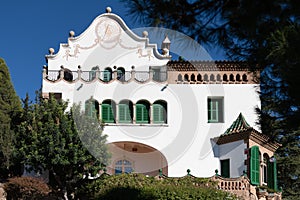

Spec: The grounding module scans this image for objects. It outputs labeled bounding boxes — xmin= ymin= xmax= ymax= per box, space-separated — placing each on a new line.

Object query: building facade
xmin=41 ymin=7 xmax=279 ymax=191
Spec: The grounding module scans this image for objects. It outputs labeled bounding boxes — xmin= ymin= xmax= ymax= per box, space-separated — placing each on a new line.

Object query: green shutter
xmin=250 ymin=146 xmax=260 ymax=185
xmin=103 ymin=70 xmax=111 ymax=82
xmin=268 ymin=158 xmax=278 ymax=191
xmin=102 ymin=104 xmax=114 ymax=123
xmin=208 ymin=99 xmax=218 ymax=122
xmin=85 ymin=101 xmax=97 ymax=118
xmin=221 ymin=159 xmax=230 ymax=178
xmin=136 ymin=104 xmax=148 ymax=123
xmin=153 ymin=104 xmax=165 ymax=123
xmin=119 ymin=104 xmax=131 ymax=123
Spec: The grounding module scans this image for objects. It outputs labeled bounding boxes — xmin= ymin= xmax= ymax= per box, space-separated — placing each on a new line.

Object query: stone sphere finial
xmin=69 ymin=30 xmax=75 ymax=37
xmin=49 ymin=48 xmax=55 ymax=55
xmin=106 ymin=7 xmax=112 ymax=13
xmin=142 ymin=30 xmax=148 ymax=38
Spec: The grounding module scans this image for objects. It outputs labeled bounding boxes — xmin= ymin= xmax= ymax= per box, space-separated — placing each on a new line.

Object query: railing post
xmin=149 ymin=69 xmax=153 ymax=81
xmin=77 ymin=65 xmax=82 ymax=80
xmin=131 ymin=66 xmax=135 ymax=81
xmin=42 ymin=67 xmax=47 ymax=80
xmin=59 ymin=65 xmax=64 ymax=80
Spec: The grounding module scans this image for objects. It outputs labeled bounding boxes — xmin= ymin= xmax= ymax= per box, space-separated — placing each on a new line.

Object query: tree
xmin=18 ymin=94 xmax=109 ymax=199
xmin=123 ymin=0 xmax=300 ymax=198
xmin=0 ymin=58 xmax=22 ymax=178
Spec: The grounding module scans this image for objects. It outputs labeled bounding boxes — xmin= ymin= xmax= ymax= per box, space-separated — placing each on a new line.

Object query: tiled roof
xmin=223 ymin=113 xmax=252 ymax=135
xmin=167 ymin=60 xmax=252 ymax=71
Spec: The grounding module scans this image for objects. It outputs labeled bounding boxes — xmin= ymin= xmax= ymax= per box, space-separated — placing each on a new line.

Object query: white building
xmin=42 ymin=7 xmax=279 ymax=191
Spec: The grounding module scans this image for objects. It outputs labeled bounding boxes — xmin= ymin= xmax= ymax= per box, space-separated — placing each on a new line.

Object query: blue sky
xmin=0 ymin=0 xmax=226 ymax=100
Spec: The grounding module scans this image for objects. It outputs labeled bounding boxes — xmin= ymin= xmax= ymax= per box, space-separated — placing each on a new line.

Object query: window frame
xmin=136 ymin=103 xmax=149 ymax=124
xmin=101 ymin=103 xmax=115 ymax=123
xmin=220 ymin=159 xmax=230 ymax=178
xmin=207 ymin=97 xmax=224 ymax=123
xmin=118 ymin=103 xmax=132 ymax=123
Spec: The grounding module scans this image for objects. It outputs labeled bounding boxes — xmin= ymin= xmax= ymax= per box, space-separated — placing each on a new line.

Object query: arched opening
xmin=136 ymin=100 xmax=150 ymax=124
xmin=85 ymin=99 xmax=99 ymax=118
xmin=184 ymin=74 xmax=189 ymax=81
xmin=197 ymin=74 xmax=202 ymax=82
xmin=223 ymin=74 xmax=228 ymax=82
xmin=101 ymin=99 xmax=116 ymax=123
xmin=108 ymin=142 xmax=168 ymax=176
xmin=153 ymin=100 xmax=167 ymax=124
xmin=117 ymin=67 xmax=125 ymax=81
xmin=204 ymin=74 xmax=208 ymax=81
xmin=118 ymin=100 xmax=133 ymax=123
xmin=242 ymin=74 xmax=248 ymax=82
xmin=190 ymin=74 xmax=196 ymax=82
xmin=236 ymin=74 xmax=241 ymax=82
xmin=217 ymin=74 xmax=221 ymax=82
xmin=210 ymin=74 xmax=215 ymax=81
xmin=229 ymin=74 xmax=235 ymax=82
xmin=177 ymin=74 xmax=182 ymax=82
xmin=102 ymin=67 xmax=112 ymax=82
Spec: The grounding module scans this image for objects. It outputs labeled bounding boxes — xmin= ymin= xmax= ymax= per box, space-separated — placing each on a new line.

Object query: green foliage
xmin=17 ymin=93 xmax=109 ymax=198
xmin=4 ymin=176 xmax=51 ymax=200
xmin=77 ymin=173 xmax=236 ymax=200
xmin=0 ymin=58 xmax=22 ymax=178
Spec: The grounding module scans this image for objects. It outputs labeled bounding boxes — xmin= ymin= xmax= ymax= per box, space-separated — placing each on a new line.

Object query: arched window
xmin=117 ymin=67 xmax=125 ymax=81
xmin=197 ymin=74 xmax=202 ymax=82
xmin=103 ymin=67 xmax=112 ymax=82
xmin=210 ymin=74 xmax=215 ymax=81
xmin=136 ymin=100 xmax=150 ymax=124
xmin=184 ymin=74 xmax=189 ymax=81
xmin=177 ymin=74 xmax=182 ymax=81
xmin=223 ymin=74 xmax=228 ymax=82
xmin=262 ymin=154 xmax=269 ymax=185
xmin=101 ymin=100 xmax=116 ymax=123
xmin=89 ymin=66 xmax=99 ymax=81
xmin=217 ymin=74 xmax=221 ymax=82
xmin=230 ymin=74 xmax=235 ymax=82
xmin=236 ymin=74 xmax=241 ymax=81
xmin=191 ymin=74 xmax=196 ymax=82
xmin=204 ymin=74 xmax=208 ymax=81
xmin=114 ymin=159 xmax=133 ymax=174
xmin=85 ymin=99 xmax=99 ymax=118
xmin=153 ymin=100 xmax=167 ymax=124
xmin=118 ymin=100 xmax=133 ymax=123
xmin=242 ymin=74 xmax=248 ymax=82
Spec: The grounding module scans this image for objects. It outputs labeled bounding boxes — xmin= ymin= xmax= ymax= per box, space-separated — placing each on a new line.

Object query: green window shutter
xmin=153 ymin=104 xmax=165 ymax=123
xmin=136 ymin=104 xmax=148 ymax=123
xmin=268 ymin=158 xmax=278 ymax=191
xmin=119 ymin=104 xmax=131 ymax=123
xmin=102 ymin=104 xmax=114 ymax=123
xmin=89 ymin=71 xmax=96 ymax=81
xmin=208 ymin=99 xmax=218 ymax=122
xmin=221 ymin=159 xmax=230 ymax=178
xmin=250 ymin=146 xmax=260 ymax=185
xmin=85 ymin=101 xmax=97 ymax=118
xmin=103 ymin=70 xmax=111 ymax=82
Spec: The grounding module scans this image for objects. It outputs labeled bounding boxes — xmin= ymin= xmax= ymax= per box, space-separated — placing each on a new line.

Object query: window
xmin=136 ymin=101 xmax=150 ymax=124
xmin=220 ymin=159 xmax=230 ymax=178
xmin=207 ymin=97 xmax=224 ymax=123
xmin=267 ymin=157 xmax=278 ymax=190
xmin=250 ymin=146 xmax=260 ymax=185
xmin=117 ymin=67 xmax=125 ymax=81
xmin=115 ymin=159 xmax=133 ymax=174
xmin=103 ymin=67 xmax=112 ymax=82
xmin=89 ymin=66 xmax=99 ymax=81
xmin=153 ymin=101 xmax=167 ymax=124
xmin=85 ymin=99 xmax=99 ymax=118
xmin=119 ymin=101 xmax=133 ymax=123
xmin=262 ymin=154 xmax=269 ymax=185
xmin=101 ymin=100 xmax=115 ymax=123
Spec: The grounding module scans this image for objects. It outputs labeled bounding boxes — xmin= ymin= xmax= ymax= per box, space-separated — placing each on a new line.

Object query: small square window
xmin=207 ymin=97 xmax=224 ymax=123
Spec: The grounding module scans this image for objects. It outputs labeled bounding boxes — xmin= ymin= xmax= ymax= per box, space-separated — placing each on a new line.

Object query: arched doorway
xmin=107 ymin=142 xmax=168 ymax=176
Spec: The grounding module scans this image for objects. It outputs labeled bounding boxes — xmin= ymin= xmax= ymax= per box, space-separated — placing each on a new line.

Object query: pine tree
xmin=0 ymin=58 xmax=22 ymax=178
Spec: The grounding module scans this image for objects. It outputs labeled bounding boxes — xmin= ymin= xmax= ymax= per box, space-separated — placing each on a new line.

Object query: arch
xmin=197 ymin=74 xmax=202 ymax=82
xmin=190 ymin=74 xmax=196 ymax=82
xmin=210 ymin=74 xmax=215 ymax=81
xmin=114 ymin=158 xmax=134 ymax=174
xmin=204 ymin=74 xmax=208 ymax=81
xmin=217 ymin=74 xmax=222 ymax=82
xmin=108 ymin=141 xmax=168 ymax=176
xmin=58 ymin=68 xmax=73 ymax=82
xmin=184 ymin=74 xmax=189 ymax=81
xmin=153 ymin=100 xmax=167 ymax=124
xmin=102 ymin=67 xmax=113 ymax=82
xmin=117 ymin=67 xmax=125 ymax=81
xmin=101 ymin=99 xmax=116 ymax=123
xmin=177 ymin=74 xmax=182 ymax=81
xmin=136 ymin=100 xmax=150 ymax=124
xmin=242 ymin=74 xmax=248 ymax=82
xmin=236 ymin=74 xmax=241 ymax=81
xmin=229 ymin=74 xmax=235 ymax=82
xmin=223 ymin=74 xmax=228 ymax=82
xmin=85 ymin=99 xmax=99 ymax=118
xmin=118 ymin=99 xmax=133 ymax=123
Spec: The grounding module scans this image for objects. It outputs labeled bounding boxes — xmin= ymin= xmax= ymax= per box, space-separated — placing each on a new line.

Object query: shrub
xmin=4 ymin=176 xmax=51 ymax=200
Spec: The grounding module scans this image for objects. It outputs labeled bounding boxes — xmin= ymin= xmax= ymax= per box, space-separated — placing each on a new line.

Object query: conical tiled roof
xmin=223 ymin=113 xmax=252 ymax=135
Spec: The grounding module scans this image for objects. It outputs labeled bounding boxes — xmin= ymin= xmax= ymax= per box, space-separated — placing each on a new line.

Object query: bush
xmin=77 ymin=173 xmax=237 ymax=200
xmin=4 ymin=176 xmax=51 ymax=200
